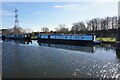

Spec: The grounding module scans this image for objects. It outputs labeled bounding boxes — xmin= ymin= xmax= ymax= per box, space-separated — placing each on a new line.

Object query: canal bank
xmin=117 ymin=1 xmax=120 ymax=48
xmin=2 ymin=41 xmax=120 ymax=78
xmin=116 ymin=27 xmax=120 ymax=49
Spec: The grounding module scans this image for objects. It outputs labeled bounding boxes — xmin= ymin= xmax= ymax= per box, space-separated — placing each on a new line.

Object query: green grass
xmin=96 ymin=38 xmax=116 ymax=42
xmin=31 ymin=36 xmax=38 ymax=39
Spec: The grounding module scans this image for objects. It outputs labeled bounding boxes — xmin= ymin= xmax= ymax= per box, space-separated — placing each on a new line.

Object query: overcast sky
xmin=1 ymin=0 xmax=119 ymax=32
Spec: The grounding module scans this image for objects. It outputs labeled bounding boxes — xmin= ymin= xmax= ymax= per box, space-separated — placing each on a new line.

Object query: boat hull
xmin=6 ymin=37 xmax=31 ymax=40
xmin=38 ymin=38 xmax=94 ymax=46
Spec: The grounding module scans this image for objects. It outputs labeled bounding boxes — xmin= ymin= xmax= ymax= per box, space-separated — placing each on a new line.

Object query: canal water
xmin=1 ymin=39 xmax=120 ymax=78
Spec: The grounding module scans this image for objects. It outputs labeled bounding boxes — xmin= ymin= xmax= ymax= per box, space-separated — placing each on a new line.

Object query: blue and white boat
xmin=4 ymin=34 xmax=31 ymax=40
xmin=37 ymin=34 xmax=101 ymax=45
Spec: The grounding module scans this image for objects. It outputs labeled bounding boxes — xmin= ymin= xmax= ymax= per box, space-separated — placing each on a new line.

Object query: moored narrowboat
xmin=4 ymin=34 xmax=31 ymax=40
xmin=37 ymin=34 xmax=101 ymax=45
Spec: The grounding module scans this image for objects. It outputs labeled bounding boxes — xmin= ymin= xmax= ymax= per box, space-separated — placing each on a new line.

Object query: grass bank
xmin=96 ymin=38 xmax=116 ymax=43
xmin=31 ymin=36 xmax=38 ymax=40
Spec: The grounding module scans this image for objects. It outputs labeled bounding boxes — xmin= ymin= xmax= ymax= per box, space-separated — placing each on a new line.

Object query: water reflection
xmin=101 ymin=44 xmax=114 ymax=51
xmin=37 ymin=42 xmax=96 ymax=53
xmin=2 ymin=39 xmax=120 ymax=78
xmin=3 ymin=39 xmax=32 ymax=44
xmin=116 ymin=49 xmax=120 ymax=58
xmin=2 ymin=39 xmax=116 ymax=53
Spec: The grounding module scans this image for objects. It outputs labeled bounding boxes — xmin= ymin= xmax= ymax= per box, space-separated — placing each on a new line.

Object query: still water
xmin=2 ymin=39 xmax=120 ymax=78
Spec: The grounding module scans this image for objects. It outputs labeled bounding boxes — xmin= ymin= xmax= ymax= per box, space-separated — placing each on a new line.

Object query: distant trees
xmin=2 ymin=29 xmax=11 ymax=34
xmin=71 ymin=22 xmax=86 ymax=34
xmin=55 ymin=24 xmax=69 ymax=34
xmin=41 ymin=27 xmax=49 ymax=32
xmin=2 ymin=26 xmax=33 ymax=34
xmin=37 ymin=16 xmax=118 ymax=36
xmin=12 ymin=26 xmax=22 ymax=34
xmin=24 ymin=28 xmax=33 ymax=33
xmin=71 ymin=16 xmax=118 ymax=32
xmin=2 ymin=16 xmax=118 ymax=37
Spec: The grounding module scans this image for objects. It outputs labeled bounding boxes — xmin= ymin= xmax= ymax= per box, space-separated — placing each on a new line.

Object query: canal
xmin=1 ymin=39 xmax=120 ymax=78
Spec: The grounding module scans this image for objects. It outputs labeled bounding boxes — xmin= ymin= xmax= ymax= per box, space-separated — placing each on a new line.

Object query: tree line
xmin=41 ymin=16 xmax=118 ymax=34
xmin=3 ymin=16 xmax=118 ymax=37
xmin=2 ymin=26 xmax=33 ymax=34
xmin=41 ymin=16 xmax=118 ymax=37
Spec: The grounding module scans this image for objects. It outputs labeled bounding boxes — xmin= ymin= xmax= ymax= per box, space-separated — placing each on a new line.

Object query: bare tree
xmin=71 ymin=23 xmax=80 ymax=34
xmin=71 ymin=21 xmax=86 ymax=34
xmin=85 ymin=17 xmax=118 ymax=31
xmin=41 ymin=27 xmax=49 ymax=32
xmin=55 ymin=24 xmax=69 ymax=33
xmin=12 ymin=26 xmax=22 ymax=34
xmin=114 ymin=16 xmax=118 ymax=29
